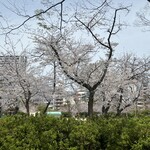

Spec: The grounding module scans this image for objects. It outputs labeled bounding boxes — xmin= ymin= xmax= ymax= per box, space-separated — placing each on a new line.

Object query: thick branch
xmin=50 ymin=44 xmax=92 ymax=90
xmin=107 ymin=7 xmax=129 ymax=60
xmin=92 ymin=63 xmax=109 ymax=90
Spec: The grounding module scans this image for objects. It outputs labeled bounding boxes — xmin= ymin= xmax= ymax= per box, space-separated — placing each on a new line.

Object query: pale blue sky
xmin=0 ymin=0 xmax=149 ymax=57
xmin=113 ymin=0 xmax=150 ymax=57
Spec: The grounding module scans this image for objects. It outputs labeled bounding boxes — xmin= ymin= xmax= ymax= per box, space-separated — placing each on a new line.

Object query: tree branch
xmin=5 ymin=0 xmax=65 ymax=34
xmin=50 ymin=44 xmax=92 ymax=90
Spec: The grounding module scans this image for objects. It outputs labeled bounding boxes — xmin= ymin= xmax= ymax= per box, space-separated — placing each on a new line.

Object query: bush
xmin=61 ymin=112 xmax=72 ymax=117
xmin=0 ymin=114 xmax=150 ymax=149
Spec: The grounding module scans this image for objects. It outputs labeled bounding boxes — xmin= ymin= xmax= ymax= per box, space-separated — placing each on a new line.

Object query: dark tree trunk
xmin=25 ymin=90 xmax=31 ymax=116
xmin=116 ymin=104 xmax=131 ymax=116
xmin=102 ymin=105 xmax=110 ymax=115
xmin=116 ymin=87 xmax=123 ymax=116
xmin=25 ymin=100 xmax=30 ymax=116
xmin=116 ymin=109 xmax=123 ymax=116
xmin=14 ymin=106 xmax=19 ymax=114
xmin=43 ymin=101 xmax=51 ymax=114
xmin=88 ymin=90 xmax=95 ymax=117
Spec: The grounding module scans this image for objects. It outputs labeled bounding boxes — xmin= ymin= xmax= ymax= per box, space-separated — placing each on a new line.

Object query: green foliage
xmin=137 ymin=109 xmax=150 ymax=117
xmin=61 ymin=112 xmax=72 ymax=118
xmin=0 ymin=114 xmax=150 ymax=150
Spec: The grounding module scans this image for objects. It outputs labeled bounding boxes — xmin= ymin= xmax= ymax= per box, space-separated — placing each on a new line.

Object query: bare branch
xmin=107 ymin=7 xmax=129 ymax=60
xmin=4 ymin=0 xmax=65 ymax=35
xmin=75 ymin=15 xmax=109 ymax=49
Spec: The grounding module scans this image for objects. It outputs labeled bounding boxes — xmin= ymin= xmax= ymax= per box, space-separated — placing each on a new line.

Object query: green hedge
xmin=0 ymin=115 xmax=150 ymax=150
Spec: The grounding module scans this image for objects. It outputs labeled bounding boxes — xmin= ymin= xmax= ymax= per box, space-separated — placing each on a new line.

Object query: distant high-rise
xmin=0 ymin=55 xmax=27 ymax=72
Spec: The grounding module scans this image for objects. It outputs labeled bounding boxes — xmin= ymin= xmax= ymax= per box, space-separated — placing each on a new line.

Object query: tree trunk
xmin=43 ymin=101 xmax=50 ymax=114
xmin=116 ymin=104 xmax=131 ymax=116
xmin=25 ymin=90 xmax=31 ymax=116
xmin=116 ymin=107 xmax=124 ymax=116
xmin=101 ymin=91 xmax=110 ymax=115
xmin=14 ymin=106 xmax=19 ymax=114
xmin=116 ymin=87 xmax=123 ymax=116
xmin=25 ymin=100 xmax=30 ymax=116
xmin=102 ymin=105 xmax=110 ymax=115
xmin=88 ymin=90 xmax=95 ymax=117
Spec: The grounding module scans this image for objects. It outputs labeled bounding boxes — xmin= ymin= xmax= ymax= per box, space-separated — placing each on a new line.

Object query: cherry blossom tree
xmin=97 ymin=54 xmax=150 ymax=115
xmin=0 ymin=0 xmax=132 ymax=117
xmin=0 ymin=48 xmax=40 ymax=115
xmin=33 ymin=0 xmax=129 ymax=117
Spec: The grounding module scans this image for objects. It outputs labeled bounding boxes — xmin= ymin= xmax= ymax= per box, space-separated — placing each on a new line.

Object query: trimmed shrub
xmin=0 ymin=114 xmax=150 ymax=149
